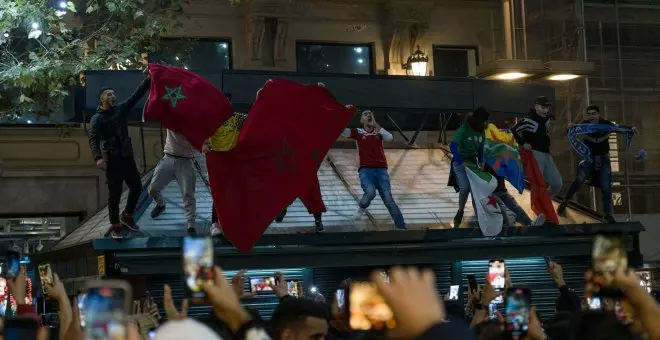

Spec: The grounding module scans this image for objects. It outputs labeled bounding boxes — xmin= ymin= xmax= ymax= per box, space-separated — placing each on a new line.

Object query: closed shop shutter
xmin=312 ymin=262 xmax=452 ymax=304
xmin=147 ymin=268 xmax=305 ymax=320
xmin=461 ymin=256 xmax=590 ymax=320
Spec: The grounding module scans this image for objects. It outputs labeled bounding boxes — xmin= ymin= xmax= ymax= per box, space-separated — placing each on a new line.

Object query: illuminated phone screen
xmin=85 ymin=287 xmax=127 ymax=339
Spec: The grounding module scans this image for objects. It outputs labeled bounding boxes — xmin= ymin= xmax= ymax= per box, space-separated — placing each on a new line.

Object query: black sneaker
xmin=187 ymin=227 xmax=197 ymax=235
xmin=109 ymin=224 xmax=123 ymax=239
xmin=151 ymin=204 xmax=166 ymax=218
xmin=275 ymin=209 xmax=287 ymax=223
xmin=557 ymin=201 xmax=568 ymax=216
xmin=314 ymin=220 xmax=324 ymax=233
xmin=120 ymin=214 xmax=140 ymax=232
xmin=453 ymin=210 xmax=464 ymax=228
xmin=605 ymin=215 xmax=616 ymax=223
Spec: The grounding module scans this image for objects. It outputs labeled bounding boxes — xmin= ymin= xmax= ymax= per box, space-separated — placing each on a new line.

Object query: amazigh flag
xmin=520 ymin=150 xmax=559 ymax=224
xmin=207 ymin=79 xmax=355 ymax=252
xmin=144 ymin=64 xmax=233 ymax=150
xmin=484 ymin=124 xmax=525 ymax=194
xmin=464 ymin=164 xmax=503 ymax=236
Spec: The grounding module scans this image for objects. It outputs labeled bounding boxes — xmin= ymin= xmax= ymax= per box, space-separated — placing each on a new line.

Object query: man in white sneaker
xmin=342 ymin=110 xmax=406 ymax=230
xmin=148 ymin=129 xmax=197 ymax=235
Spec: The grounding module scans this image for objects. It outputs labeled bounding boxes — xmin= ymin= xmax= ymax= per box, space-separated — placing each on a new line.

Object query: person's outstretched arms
xmin=117 ymin=68 xmax=151 ymax=116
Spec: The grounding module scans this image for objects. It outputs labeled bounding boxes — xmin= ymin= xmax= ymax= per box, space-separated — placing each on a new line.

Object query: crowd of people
xmin=89 ymin=68 xmax=637 ymax=240
xmin=1 ymin=259 xmax=659 ymax=340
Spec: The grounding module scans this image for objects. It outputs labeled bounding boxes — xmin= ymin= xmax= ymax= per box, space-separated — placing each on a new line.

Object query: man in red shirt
xmin=342 ymin=110 xmax=406 ymax=230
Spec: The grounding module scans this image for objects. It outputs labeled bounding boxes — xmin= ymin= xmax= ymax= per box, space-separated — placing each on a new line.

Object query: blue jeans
xmin=495 ymin=191 xmax=532 ymax=226
xmin=452 ymin=161 xmax=471 ymax=211
xmin=358 ymin=168 xmax=406 ymax=229
xmin=564 ymin=155 xmax=613 ymax=215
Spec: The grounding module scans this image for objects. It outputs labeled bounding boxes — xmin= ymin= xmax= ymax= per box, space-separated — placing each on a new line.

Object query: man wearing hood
xmin=512 ymin=96 xmax=562 ymax=198
xmin=89 ymin=70 xmax=151 ymax=239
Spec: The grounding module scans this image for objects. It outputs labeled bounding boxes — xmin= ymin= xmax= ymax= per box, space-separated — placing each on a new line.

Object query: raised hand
xmin=163 ymin=284 xmax=188 ymax=320
xmin=231 ymin=270 xmax=253 ymax=299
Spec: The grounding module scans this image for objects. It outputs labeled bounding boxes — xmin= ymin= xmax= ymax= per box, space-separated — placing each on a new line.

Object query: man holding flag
xmin=558 ymin=105 xmax=636 ymax=223
xmin=144 ymin=65 xmax=354 ymax=252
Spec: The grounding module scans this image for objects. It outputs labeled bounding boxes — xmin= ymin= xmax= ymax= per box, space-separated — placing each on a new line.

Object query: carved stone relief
xmin=246 ymin=15 xmax=265 ymax=62
xmin=275 ymin=19 xmax=288 ymax=61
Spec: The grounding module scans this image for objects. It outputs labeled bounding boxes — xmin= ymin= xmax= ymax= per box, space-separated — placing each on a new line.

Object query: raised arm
xmin=379 ymin=128 xmax=393 ymax=142
xmin=88 ymin=115 xmax=103 ymax=161
xmin=117 ymin=77 xmax=151 ymax=115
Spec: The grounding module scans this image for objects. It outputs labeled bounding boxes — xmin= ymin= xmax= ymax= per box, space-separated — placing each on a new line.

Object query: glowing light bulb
xmin=31 ymin=22 xmax=39 ymax=30
xmin=59 ymin=1 xmax=67 ymax=9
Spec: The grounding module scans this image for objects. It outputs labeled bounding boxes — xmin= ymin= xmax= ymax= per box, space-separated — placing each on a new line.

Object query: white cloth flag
xmin=465 ymin=164 xmax=503 ymax=236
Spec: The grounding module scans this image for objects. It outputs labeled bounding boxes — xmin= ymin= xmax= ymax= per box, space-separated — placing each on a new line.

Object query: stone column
xmin=245 ymin=15 xmax=265 ymax=67
xmin=274 ymin=18 xmax=289 ymax=68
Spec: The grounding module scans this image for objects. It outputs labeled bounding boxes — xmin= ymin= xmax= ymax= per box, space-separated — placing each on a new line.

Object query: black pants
xmin=211 ymin=200 xmax=218 ymax=224
xmin=106 ymin=156 xmax=142 ymax=224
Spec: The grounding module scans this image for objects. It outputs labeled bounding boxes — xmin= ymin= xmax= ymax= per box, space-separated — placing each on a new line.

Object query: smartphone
xmin=592 ymin=234 xmax=627 ymax=274
xmin=286 ymin=280 xmax=303 ymax=297
xmin=488 ymin=303 xmax=498 ymax=319
xmin=467 ymin=274 xmax=478 ymax=293
xmin=38 ymin=263 xmax=54 ymax=294
xmin=587 ymin=296 xmax=601 ymax=310
xmin=250 ymin=277 xmax=275 ymax=293
xmin=347 ymin=281 xmax=396 ymax=331
xmin=182 ymin=236 xmax=215 ymax=299
xmin=449 ymin=285 xmax=459 ymax=300
xmin=3 ymin=317 xmax=40 ymax=340
xmin=78 ymin=293 xmax=87 ymax=327
xmin=336 ymin=288 xmax=346 ymax=313
xmin=84 ymin=280 xmax=132 ymax=340
xmin=505 ymin=288 xmax=531 ymax=339
xmin=5 ymin=251 xmax=20 ymax=277
xmin=488 ymin=260 xmax=506 ymax=290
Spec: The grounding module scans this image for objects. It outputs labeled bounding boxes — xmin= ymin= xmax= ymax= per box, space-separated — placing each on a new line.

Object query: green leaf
xmin=66 ymin=1 xmax=77 ymax=12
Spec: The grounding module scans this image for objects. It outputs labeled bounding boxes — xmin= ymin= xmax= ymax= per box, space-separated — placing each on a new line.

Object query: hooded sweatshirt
xmin=88 ymin=78 xmax=151 ymax=161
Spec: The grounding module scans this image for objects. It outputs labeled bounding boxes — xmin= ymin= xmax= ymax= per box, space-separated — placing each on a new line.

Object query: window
xmin=296 ymin=42 xmax=373 ymax=75
xmin=151 ymin=38 xmax=232 ymax=72
xmin=432 ymin=45 xmax=478 ymax=77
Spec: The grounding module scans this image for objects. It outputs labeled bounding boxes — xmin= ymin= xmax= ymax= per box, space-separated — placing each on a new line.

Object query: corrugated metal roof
xmin=53 ymin=148 xmax=600 ymax=250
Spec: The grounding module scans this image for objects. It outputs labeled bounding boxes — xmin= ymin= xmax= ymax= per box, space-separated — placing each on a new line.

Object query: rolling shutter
xmin=461 ymin=256 xmax=590 ymax=320
xmin=147 ymin=268 xmax=305 ymax=320
xmin=312 ymin=262 xmax=452 ymax=303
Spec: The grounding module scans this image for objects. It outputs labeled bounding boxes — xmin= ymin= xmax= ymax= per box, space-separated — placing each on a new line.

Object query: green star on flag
xmin=161 ymin=85 xmax=187 ymax=108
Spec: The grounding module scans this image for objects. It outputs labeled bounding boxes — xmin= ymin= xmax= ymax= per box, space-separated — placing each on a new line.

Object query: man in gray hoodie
xmin=148 ymin=129 xmax=198 ymax=234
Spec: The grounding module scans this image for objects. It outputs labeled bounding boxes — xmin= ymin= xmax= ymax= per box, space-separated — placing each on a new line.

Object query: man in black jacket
xmin=513 ymin=96 xmax=563 ymax=198
xmin=89 ymin=71 xmax=151 ymax=239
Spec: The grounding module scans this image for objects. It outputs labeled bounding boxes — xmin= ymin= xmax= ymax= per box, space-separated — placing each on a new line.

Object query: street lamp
xmin=407 ymin=45 xmax=428 ymax=77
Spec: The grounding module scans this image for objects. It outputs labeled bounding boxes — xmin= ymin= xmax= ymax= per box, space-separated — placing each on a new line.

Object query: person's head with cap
xmin=154 ymin=319 xmax=224 ymax=340
xmin=465 ymin=106 xmax=490 ymax=132
xmin=533 ymin=96 xmax=552 ymax=117
xmin=271 ymin=297 xmax=329 ymax=340
xmin=584 ymin=104 xmax=600 ymax=123
xmin=98 ymin=86 xmax=117 ymax=110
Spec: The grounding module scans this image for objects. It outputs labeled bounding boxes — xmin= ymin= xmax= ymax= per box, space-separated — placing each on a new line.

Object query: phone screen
xmin=587 ymin=297 xmax=601 ymax=310
xmin=78 ymin=293 xmax=88 ymax=327
xmin=336 ymin=288 xmax=346 ymax=313
xmin=592 ymin=235 xmax=627 ymax=274
xmin=449 ymin=285 xmax=459 ymax=300
xmin=85 ymin=287 xmax=128 ymax=339
xmin=505 ymin=288 xmax=531 ymax=338
xmin=5 ymin=251 xmax=20 ymax=277
xmin=488 ymin=303 xmax=498 ymax=319
xmin=250 ymin=277 xmax=275 ymax=293
xmin=3 ymin=317 xmax=39 ymax=340
xmin=182 ymin=237 xmax=215 ymax=299
xmin=286 ymin=280 xmax=302 ymax=297
xmin=488 ymin=260 xmax=506 ymax=290
xmin=348 ymin=282 xmax=396 ymax=331
xmin=38 ymin=263 xmax=53 ymax=294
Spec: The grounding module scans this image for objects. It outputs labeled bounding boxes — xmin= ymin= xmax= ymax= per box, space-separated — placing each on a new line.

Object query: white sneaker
xmin=353 ymin=207 xmax=365 ymax=221
xmin=210 ymin=223 xmax=223 ymax=236
xmin=531 ymin=214 xmax=545 ymax=226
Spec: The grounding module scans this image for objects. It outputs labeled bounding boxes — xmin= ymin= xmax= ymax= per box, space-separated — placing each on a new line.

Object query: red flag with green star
xmin=206 ymin=79 xmax=356 ymax=252
xmin=143 ymin=64 xmax=233 ymax=151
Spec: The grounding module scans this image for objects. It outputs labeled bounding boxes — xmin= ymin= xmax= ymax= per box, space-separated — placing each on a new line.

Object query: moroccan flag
xmin=520 ymin=150 xmax=559 ymax=224
xmin=207 ymin=79 xmax=355 ymax=252
xmin=143 ymin=64 xmax=233 ymax=151
xmin=465 ymin=164 xmax=503 ymax=236
xmin=484 ymin=124 xmax=525 ymax=193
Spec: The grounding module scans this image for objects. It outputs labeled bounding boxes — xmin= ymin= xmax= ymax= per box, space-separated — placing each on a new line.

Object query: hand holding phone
xmin=505 ymin=288 xmax=531 ymax=339
xmin=449 ymin=285 xmax=459 ymax=300
xmin=182 ymin=237 xmax=215 ymax=299
xmin=5 ymin=251 xmax=20 ymax=278
xmin=84 ymin=280 xmax=132 ymax=340
xmin=38 ymin=263 xmax=54 ymax=294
